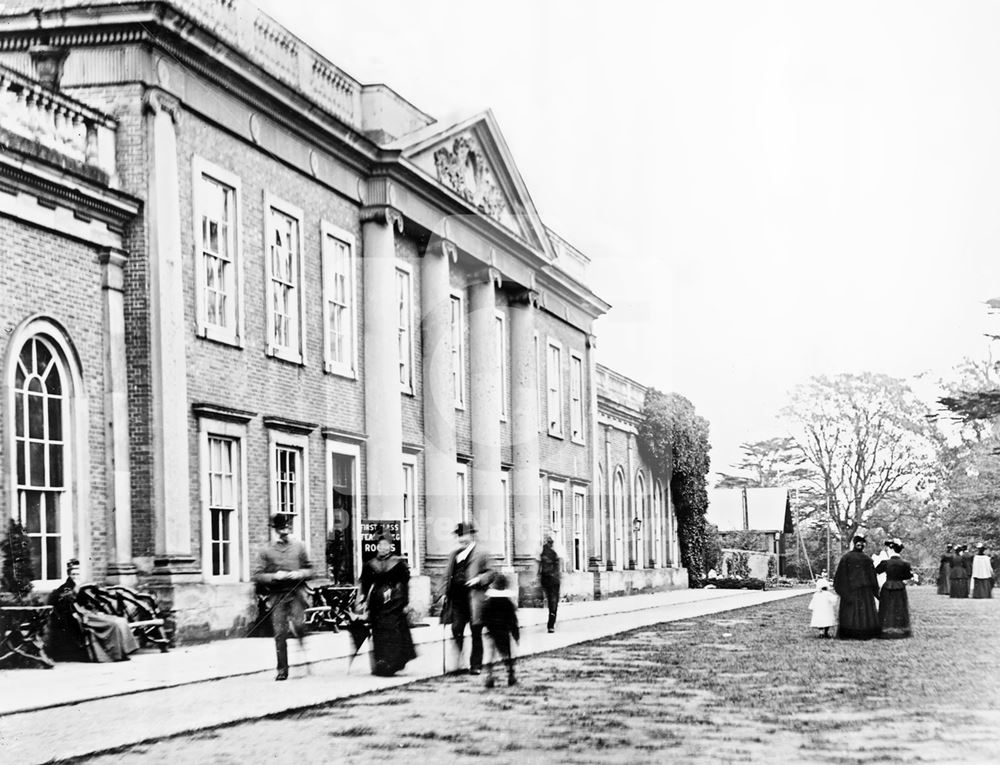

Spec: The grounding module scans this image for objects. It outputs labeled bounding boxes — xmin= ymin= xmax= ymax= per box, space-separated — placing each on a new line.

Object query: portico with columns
xmin=0 ymin=0 xmax=687 ymax=642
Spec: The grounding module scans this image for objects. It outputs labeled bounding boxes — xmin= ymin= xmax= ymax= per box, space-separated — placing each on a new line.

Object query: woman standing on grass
xmin=358 ymin=536 xmax=417 ymax=677
xmin=971 ymin=544 xmax=994 ymax=599
xmin=949 ymin=545 xmax=971 ymax=598
xmin=875 ymin=540 xmax=913 ymax=639
xmin=937 ymin=544 xmax=953 ymax=596
xmin=833 ymin=534 xmax=881 ymax=640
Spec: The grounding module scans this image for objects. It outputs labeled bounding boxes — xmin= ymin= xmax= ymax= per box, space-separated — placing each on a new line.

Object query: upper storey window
xmin=396 ymin=265 xmax=414 ymax=392
xmin=193 ymin=158 xmax=243 ymax=345
xmin=265 ymin=195 xmax=306 ymax=364
xmin=322 ymin=223 xmax=357 ymax=378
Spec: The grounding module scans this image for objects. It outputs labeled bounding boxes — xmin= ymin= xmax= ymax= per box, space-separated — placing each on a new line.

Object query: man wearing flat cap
xmin=439 ymin=521 xmax=493 ymax=675
xmin=253 ymin=514 xmax=313 ymax=680
xmin=833 ymin=534 xmax=881 ymax=639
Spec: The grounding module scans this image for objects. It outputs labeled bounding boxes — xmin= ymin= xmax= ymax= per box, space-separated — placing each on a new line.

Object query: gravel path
xmin=74 ymin=587 xmax=1000 ymax=764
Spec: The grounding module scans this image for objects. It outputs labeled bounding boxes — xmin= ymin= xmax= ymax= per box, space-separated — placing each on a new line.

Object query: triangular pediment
xmin=394 ymin=111 xmax=551 ymax=255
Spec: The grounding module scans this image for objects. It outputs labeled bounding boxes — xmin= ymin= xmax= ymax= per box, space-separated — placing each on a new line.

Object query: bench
xmin=303 ymin=581 xmax=358 ymax=633
xmin=77 ymin=584 xmax=172 ymax=652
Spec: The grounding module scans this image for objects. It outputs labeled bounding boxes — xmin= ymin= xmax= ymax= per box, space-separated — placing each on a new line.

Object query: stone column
xmin=99 ymin=248 xmax=136 ymax=584
xmin=510 ymin=289 xmax=541 ymax=566
xmin=421 ymin=238 xmax=458 ymax=559
xmin=587 ymin=334 xmax=602 ymax=569
xmin=361 ymin=182 xmax=404 ymax=521
xmin=468 ymin=267 xmax=503 ymax=555
xmin=144 ymin=89 xmax=196 ymax=575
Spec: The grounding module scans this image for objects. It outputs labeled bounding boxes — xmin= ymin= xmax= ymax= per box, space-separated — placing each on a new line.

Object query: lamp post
xmin=632 ymin=516 xmax=642 ymax=569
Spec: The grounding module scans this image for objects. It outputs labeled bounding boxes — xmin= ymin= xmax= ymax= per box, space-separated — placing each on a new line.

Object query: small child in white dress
xmin=808 ymin=577 xmax=838 ymax=638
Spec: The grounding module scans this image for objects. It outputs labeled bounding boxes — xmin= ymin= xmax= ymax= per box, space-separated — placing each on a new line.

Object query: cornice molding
xmin=191 ymin=402 xmax=256 ymax=424
xmin=262 ymin=415 xmax=318 ymax=435
xmin=320 ymin=426 xmax=367 ymax=444
xmin=0 ymin=140 xmax=141 ymax=224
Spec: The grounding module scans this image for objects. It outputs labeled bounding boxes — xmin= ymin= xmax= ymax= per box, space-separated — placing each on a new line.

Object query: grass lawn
xmin=85 ymin=587 xmax=1000 ymax=764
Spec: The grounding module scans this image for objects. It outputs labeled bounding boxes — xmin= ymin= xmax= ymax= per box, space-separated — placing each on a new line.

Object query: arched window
xmin=612 ymin=467 xmax=625 ymax=569
xmin=11 ymin=333 xmax=74 ymax=582
xmin=653 ymin=480 xmax=664 ymax=568
xmin=634 ymin=471 xmax=646 ymax=568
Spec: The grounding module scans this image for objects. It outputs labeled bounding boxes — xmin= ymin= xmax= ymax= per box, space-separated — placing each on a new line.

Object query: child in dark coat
xmin=482 ymin=572 xmax=520 ymax=687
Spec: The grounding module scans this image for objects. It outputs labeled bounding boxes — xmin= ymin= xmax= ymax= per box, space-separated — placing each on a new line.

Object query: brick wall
xmin=0 ymin=217 xmax=110 ymax=577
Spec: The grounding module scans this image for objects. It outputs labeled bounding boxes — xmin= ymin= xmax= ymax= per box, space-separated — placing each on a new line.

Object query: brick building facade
xmin=0 ymin=0 xmax=686 ymax=641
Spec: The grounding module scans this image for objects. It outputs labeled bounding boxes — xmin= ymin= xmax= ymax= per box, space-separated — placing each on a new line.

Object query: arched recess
xmin=634 ymin=470 xmax=646 ymax=568
xmin=4 ymin=316 xmax=91 ymax=587
xmin=653 ymin=479 xmax=665 ymax=567
xmin=612 ymin=466 xmax=626 ymax=570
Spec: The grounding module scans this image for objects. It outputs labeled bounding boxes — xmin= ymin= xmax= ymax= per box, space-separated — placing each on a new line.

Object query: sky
xmin=253 ymin=0 xmax=1000 ymax=475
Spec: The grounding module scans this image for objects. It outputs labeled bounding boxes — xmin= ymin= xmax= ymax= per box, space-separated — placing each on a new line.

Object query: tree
xmin=929 ymin=358 xmax=1000 ymax=553
xmin=638 ymin=389 xmax=712 ymax=576
xmin=715 ymin=437 xmax=815 ymax=489
xmin=781 ymin=373 xmax=939 ymax=547
xmin=937 ymin=357 xmax=1000 ymax=439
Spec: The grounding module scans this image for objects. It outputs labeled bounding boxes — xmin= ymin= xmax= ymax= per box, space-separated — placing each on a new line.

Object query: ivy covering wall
xmin=638 ymin=388 xmax=712 ymax=576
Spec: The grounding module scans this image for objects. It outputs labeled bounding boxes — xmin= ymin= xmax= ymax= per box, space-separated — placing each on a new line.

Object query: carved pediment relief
xmin=427 ymin=132 xmax=519 ymax=233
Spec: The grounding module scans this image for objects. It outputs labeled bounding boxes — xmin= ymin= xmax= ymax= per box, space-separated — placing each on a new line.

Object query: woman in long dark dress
xmin=358 ymin=536 xmax=417 ymax=677
xmin=46 ymin=560 xmax=139 ymax=662
xmin=949 ymin=545 xmax=970 ymax=598
xmin=937 ymin=544 xmax=953 ymax=595
xmin=833 ymin=534 xmax=881 ymax=640
xmin=875 ymin=540 xmax=913 ymax=639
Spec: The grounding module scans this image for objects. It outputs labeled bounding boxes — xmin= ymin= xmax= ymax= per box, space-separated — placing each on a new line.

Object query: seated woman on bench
xmin=46 ymin=559 xmax=139 ymax=662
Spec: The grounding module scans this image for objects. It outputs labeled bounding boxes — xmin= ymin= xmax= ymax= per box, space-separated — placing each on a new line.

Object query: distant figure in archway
xmin=833 ymin=534 xmax=881 ymax=640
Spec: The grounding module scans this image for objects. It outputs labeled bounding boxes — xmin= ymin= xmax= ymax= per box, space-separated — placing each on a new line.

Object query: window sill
xmin=197 ymin=325 xmax=242 ymax=349
xmin=324 ymin=362 xmax=357 ymax=380
xmin=267 ymin=346 xmax=304 ymax=366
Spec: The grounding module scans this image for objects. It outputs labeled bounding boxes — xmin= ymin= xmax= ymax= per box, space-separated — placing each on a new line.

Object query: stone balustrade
xmin=0 ymin=66 xmax=117 ymax=183
xmin=596 ymin=364 xmax=647 ymax=414
xmin=181 ymin=0 xmax=361 ymax=125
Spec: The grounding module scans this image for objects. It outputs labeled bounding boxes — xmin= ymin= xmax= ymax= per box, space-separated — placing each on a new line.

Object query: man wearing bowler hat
xmin=440 ymin=521 xmax=493 ymax=674
xmin=253 ymin=514 xmax=313 ymax=680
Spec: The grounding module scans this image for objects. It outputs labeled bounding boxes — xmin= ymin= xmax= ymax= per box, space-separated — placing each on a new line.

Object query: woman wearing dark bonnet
xmin=46 ymin=559 xmax=139 ymax=662
xmin=358 ymin=535 xmax=417 ymax=676
xmin=875 ymin=539 xmax=913 ymax=639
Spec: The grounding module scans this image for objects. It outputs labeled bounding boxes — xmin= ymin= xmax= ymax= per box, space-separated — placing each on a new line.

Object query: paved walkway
xmin=0 ymin=586 xmax=806 ymax=763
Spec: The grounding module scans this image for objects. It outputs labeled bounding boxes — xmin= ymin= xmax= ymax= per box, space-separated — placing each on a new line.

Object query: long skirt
xmin=369 ymin=602 xmax=416 ymax=676
xmin=937 ymin=563 xmax=950 ymax=595
xmin=83 ymin=612 xmax=140 ymax=662
xmin=972 ymin=578 xmax=993 ymax=599
xmin=950 ymin=577 xmax=970 ymax=598
xmin=878 ymin=585 xmax=911 ymax=639
xmin=837 ymin=589 xmax=881 ymax=640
